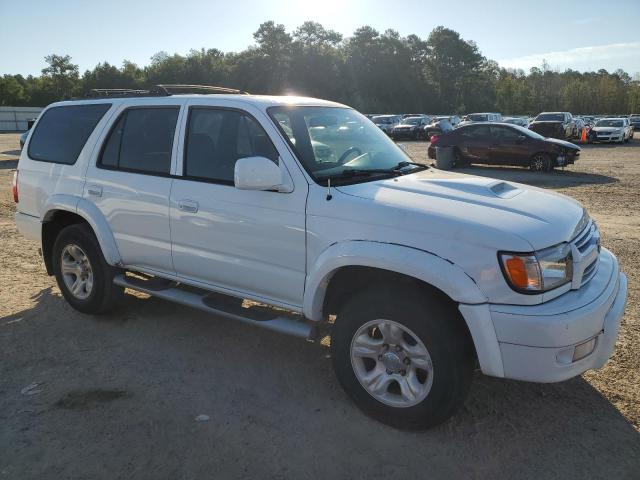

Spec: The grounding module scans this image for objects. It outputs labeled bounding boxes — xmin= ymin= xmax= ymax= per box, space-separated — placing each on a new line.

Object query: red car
xmin=427 ymin=122 xmax=580 ymax=171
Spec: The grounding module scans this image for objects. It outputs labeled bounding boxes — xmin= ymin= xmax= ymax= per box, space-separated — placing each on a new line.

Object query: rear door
xmin=457 ymin=124 xmax=491 ymax=162
xmin=83 ymin=100 xmax=184 ymax=274
xmin=169 ymin=100 xmax=308 ymax=308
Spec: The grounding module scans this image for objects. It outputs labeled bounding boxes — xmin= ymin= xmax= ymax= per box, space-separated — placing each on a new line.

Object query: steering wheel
xmin=337 ymin=146 xmax=363 ymax=165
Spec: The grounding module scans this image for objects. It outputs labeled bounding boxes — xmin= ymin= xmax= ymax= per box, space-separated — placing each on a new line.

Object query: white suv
xmin=14 ymin=85 xmax=627 ymax=430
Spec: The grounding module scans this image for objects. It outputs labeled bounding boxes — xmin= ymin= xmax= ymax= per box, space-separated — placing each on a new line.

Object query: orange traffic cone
xmin=581 ymin=127 xmax=587 ymax=143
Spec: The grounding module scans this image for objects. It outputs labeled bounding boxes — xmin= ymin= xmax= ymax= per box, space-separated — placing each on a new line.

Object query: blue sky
xmin=1 ymin=0 xmax=639 ymax=76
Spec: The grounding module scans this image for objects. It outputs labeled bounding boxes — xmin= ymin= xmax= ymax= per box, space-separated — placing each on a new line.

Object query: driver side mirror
xmin=234 ymin=156 xmax=292 ymax=192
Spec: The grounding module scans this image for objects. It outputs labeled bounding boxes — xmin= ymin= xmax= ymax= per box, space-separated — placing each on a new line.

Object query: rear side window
xmin=99 ymin=107 xmax=180 ymax=175
xmin=184 ymin=108 xmax=278 ymax=184
xmin=28 ymin=103 xmax=111 ymax=164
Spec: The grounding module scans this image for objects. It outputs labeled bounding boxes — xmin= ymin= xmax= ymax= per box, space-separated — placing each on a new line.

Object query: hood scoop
xmin=404 ymin=177 xmax=523 ymax=200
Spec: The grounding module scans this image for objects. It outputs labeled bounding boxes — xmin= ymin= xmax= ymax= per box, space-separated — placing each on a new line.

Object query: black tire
xmin=52 ymin=223 xmax=124 ymax=314
xmin=331 ymin=285 xmax=474 ymax=430
xmin=530 ymin=152 xmax=552 ymax=172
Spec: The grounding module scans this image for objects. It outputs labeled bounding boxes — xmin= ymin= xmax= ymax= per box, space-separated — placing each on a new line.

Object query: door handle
xmin=87 ymin=184 xmax=102 ymax=197
xmin=178 ymin=200 xmax=199 ymax=213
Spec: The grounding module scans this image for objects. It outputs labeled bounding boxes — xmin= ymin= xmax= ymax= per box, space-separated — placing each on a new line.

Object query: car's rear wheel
xmin=530 ymin=153 xmax=552 ymax=172
xmin=331 ymin=285 xmax=474 ymax=430
xmin=52 ymin=224 xmax=123 ymax=314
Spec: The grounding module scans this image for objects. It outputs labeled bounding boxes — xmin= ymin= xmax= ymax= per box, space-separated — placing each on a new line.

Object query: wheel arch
xmin=303 ymin=241 xmax=487 ymax=322
xmin=41 ymin=195 xmax=121 ymax=274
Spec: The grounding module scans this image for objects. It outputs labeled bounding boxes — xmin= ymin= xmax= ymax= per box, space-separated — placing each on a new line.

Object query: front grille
xmin=582 ymin=258 xmax=599 ymax=284
xmin=571 ymin=221 xmax=600 ymax=287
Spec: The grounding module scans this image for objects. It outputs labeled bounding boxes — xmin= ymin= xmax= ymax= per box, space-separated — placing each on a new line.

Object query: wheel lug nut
xmin=400 ymin=370 xmax=406 ymax=376
xmin=386 ymin=369 xmax=393 ymax=375
xmin=395 ymin=345 xmax=402 ymax=352
xmin=403 ymin=357 xmax=410 ymax=365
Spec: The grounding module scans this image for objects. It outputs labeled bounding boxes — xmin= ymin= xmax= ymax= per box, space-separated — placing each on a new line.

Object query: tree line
xmin=1 ymin=21 xmax=639 ymax=115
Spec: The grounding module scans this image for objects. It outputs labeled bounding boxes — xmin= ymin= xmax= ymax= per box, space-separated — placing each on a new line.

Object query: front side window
xmin=184 ymin=108 xmax=278 ymax=183
xmin=269 ymin=106 xmax=423 ymax=184
xmin=28 ymin=103 xmax=111 ymax=164
xmin=99 ymin=107 xmax=179 ymax=175
xmin=490 ymin=126 xmax=521 ymax=141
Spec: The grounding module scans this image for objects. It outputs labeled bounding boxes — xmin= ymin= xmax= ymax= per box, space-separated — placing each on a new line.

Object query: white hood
xmin=336 ymin=169 xmax=585 ymax=251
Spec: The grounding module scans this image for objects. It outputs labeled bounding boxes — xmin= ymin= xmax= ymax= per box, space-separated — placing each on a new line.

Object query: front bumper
xmin=461 ymin=248 xmax=627 ymax=383
xmin=594 ymin=133 xmax=623 ymax=142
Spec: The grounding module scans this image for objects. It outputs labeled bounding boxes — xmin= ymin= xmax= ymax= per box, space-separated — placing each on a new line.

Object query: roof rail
xmin=83 ymin=84 xmax=249 ymax=99
xmin=86 ymin=88 xmax=162 ymax=98
xmin=150 ymin=84 xmax=250 ymax=95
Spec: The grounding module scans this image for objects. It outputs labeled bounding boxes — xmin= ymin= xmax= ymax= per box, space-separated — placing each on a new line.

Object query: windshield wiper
xmin=316 ymin=161 xmax=428 ymax=182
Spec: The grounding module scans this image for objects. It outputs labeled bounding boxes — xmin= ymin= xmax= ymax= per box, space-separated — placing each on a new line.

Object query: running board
xmin=113 ymin=274 xmax=313 ymax=339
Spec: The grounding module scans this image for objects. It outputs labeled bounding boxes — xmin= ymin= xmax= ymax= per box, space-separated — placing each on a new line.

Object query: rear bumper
xmin=461 ymin=248 xmax=627 ymax=383
xmin=15 ymin=211 xmax=41 ymax=242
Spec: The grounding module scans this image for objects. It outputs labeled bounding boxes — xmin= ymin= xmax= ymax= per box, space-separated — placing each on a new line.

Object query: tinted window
xmin=99 ymin=107 xmax=179 ymax=175
xmin=184 ymin=108 xmax=278 ymax=183
xmin=460 ymin=125 xmax=490 ymax=138
xmin=28 ymin=103 xmax=111 ymax=164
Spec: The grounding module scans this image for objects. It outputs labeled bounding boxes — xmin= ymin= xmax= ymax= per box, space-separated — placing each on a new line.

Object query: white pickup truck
xmin=14 ymin=86 xmax=627 ymax=430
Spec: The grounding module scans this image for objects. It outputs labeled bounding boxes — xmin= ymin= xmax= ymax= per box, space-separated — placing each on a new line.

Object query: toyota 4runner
xmin=14 ymin=85 xmax=628 ymax=430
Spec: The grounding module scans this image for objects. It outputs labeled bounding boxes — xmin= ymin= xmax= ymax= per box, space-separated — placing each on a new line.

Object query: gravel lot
xmin=1 ymin=132 xmax=639 ymax=479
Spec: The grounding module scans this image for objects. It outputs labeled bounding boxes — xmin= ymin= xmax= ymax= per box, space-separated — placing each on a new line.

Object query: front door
xmin=488 ymin=125 xmax=530 ymax=165
xmin=169 ymin=103 xmax=308 ymax=308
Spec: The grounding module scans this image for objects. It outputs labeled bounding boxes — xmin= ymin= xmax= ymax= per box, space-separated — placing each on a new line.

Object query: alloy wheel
xmin=350 ymin=319 xmax=434 ymax=408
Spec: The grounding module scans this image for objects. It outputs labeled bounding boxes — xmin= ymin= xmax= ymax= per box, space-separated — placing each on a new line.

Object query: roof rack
xmin=84 ymin=84 xmax=249 ymax=99
xmin=150 ymin=84 xmax=249 ymax=95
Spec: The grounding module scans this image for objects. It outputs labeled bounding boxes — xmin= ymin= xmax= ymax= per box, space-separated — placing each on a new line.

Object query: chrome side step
xmin=113 ymin=274 xmax=313 ymax=339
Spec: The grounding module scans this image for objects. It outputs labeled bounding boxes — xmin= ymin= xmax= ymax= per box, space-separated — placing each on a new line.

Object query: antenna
xmin=326 ymin=178 xmax=333 ymax=201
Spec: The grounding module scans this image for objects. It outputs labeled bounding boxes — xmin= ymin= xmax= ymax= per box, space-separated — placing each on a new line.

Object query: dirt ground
xmin=1 ymin=132 xmax=639 ymax=479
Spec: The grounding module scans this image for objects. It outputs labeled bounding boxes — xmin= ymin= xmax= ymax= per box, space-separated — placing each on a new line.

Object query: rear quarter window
xmin=28 ymin=103 xmax=112 ymax=164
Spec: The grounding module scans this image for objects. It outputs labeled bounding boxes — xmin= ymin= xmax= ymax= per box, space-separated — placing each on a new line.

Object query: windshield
xmin=402 ymin=117 xmax=422 ymax=125
xmin=535 ymin=113 xmax=564 ymax=121
xmin=371 ymin=116 xmax=394 ymax=124
xmin=596 ymin=119 xmax=623 ymax=127
xmin=269 ymin=106 xmax=418 ymax=184
xmin=467 ymin=114 xmax=488 ymax=121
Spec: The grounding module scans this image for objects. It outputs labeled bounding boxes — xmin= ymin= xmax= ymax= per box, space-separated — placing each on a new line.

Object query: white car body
xmin=15 ymin=94 xmax=627 ymax=386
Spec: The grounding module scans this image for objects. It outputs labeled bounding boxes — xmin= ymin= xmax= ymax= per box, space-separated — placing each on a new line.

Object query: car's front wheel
xmin=331 ymin=285 xmax=474 ymax=430
xmin=530 ymin=152 xmax=552 ymax=172
xmin=52 ymin=224 xmax=124 ymax=314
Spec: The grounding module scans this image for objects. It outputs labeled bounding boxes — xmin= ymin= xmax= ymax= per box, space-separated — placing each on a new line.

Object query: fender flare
xmin=303 ymin=240 xmax=487 ymax=322
xmin=41 ymin=194 xmax=122 ymax=266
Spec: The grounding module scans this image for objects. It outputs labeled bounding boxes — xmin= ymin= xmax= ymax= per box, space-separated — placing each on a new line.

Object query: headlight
xmin=499 ymin=243 xmax=573 ymax=293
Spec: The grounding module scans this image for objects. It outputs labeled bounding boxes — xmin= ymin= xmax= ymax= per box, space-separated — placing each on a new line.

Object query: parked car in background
xmin=590 ymin=118 xmax=633 ymax=143
xmin=529 ymin=112 xmax=576 ymax=140
xmin=424 ymin=116 xmax=454 ymax=138
xmin=459 ymin=112 xmax=502 ymax=127
xmin=502 ymin=117 xmax=529 ymax=128
xmin=391 ymin=116 xmax=430 ymax=140
xmin=629 ymin=114 xmax=640 ymax=132
xmin=371 ymin=115 xmax=402 ymax=135
xmin=428 ymin=122 xmax=580 ymax=171
xmin=19 ymin=131 xmax=29 ymax=150
xmin=574 ymin=118 xmax=588 ymax=140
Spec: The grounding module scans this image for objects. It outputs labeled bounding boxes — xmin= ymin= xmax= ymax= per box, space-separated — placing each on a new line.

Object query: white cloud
xmin=498 ymin=42 xmax=640 ymax=72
